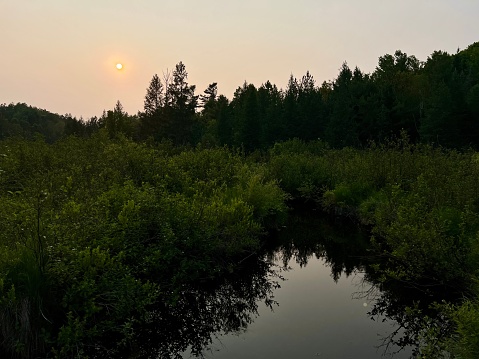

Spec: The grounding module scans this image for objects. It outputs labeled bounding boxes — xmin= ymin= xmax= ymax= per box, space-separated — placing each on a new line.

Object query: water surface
xmin=182 ymin=212 xmax=414 ymax=359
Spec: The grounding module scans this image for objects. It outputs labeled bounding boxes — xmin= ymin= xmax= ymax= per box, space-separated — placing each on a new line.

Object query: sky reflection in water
xmin=198 ymin=256 xmax=411 ymax=359
xmin=183 ymin=213 xmax=414 ymax=359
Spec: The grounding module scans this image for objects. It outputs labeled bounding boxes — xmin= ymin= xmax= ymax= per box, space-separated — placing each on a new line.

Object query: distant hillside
xmin=0 ymin=103 xmax=86 ymax=142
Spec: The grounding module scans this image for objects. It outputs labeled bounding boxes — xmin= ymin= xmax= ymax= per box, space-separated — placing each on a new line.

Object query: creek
xmin=178 ymin=209 xmax=425 ymax=359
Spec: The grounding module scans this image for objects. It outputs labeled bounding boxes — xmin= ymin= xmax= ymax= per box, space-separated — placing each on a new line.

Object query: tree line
xmin=1 ymin=42 xmax=478 ymax=150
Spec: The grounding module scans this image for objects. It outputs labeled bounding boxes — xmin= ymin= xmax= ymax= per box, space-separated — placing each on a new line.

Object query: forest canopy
xmin=1 ymin=42 xmax=479 ymax=150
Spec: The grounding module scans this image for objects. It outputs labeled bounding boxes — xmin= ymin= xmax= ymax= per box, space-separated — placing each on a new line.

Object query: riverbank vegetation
xmin=1 ymin=41 xmax=479 ymax=357
xmin=267 ymin=137 xmax=479 ymax=358
xmin=3 ymin=134 xmax=479 ymax=357
xmin=0 ymin=135 xmax=287 ymax=357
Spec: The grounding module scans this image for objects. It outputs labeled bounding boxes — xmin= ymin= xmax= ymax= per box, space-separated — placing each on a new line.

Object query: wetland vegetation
xmin=1 ymin=42 xmax=479 ymax=358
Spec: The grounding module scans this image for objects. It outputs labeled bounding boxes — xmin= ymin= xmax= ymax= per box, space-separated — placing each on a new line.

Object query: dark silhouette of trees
xmin=100 ymin=100 xmax=136 ymax=139
xmin=0 ymin=103 xmax=86 ymax=142
xmin=296 ymin=71 xmax=324 ymax=141
xmin=371 ymin=50 xmax=422 ymax=143
xmin=140 ymin=62 xmax=198 ymax=144
xmin=325 ymin=62 xmax=358 ymax=147
xmin=144 ymin=74 xmax=164 ymax=116
xmin=230 ymin=83 xmax=261 ymax=151
xmin=283 ymin=75 xmax=300 ymax=139
xmin=195 ymin=83 xmax=219 ymax=144
xmin=164 ymin=61 xmax=198 ymax=144
xmin=199 ymin=82 xmax=218 ymax=111
xmin=419 ymin=44 xmax=479 ymax=147
xmin=2 ymin=42 xmax=479 ymax=150
xmin=257 ymin=81 xmax=285 ymax=147
xmin=215 ymin=95 xmax=233 ymax=146
xmin=141 ymin=74 xmax=165 ymax=141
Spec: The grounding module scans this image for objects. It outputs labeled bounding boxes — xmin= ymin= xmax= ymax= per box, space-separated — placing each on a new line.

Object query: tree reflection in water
xmin=130 ymin=254 xmax=286 ymax=359
xmin=136 ymin=209 xmax=454 ymax=358
xmin=273 ymin=210 xmax=455 ymax=358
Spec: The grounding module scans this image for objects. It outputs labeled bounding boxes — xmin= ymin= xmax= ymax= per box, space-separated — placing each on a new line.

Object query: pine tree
xmin=144 ymin=74 xmax=164 ymax=116
xmin=325 ymin=62 xmax=358 ymax=147
xmin=165 ymin=62 xmax=198 ymax=144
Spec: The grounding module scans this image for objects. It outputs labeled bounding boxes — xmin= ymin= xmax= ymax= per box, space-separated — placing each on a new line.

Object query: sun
xmin=116 ymin=63 xmax=123 ymax=70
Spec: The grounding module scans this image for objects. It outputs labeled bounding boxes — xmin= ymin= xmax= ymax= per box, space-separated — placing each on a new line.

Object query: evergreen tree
xmin=258 ymin=81 xmax=284 ymax=146
xmin=325 ymin=62 xmax=358 ymax=147
xmin=420 ymin=51 xmax=459 ymax=146
xmin=166 ymin=62 xmax=198 ymax=144
xmin=140 ymin=74 xmax=165 ymax=140
xmin=199 ymin=82 xmax=218 ymax=111
xmin=297 ymin=71 xmax=324 ymax=141
xmin=349 ymin=67 xmax=377 ymax=144
xmin=195 ymin=83 xmax=219 ymax=145
xmin=230 ymin=83 xmax=261 ymax=151
xmin=101 ymin=101 xmax=134 ymax=139
xmin=369 ymin=50 xmax=423 ymax=143
xmin=144 ymin=74 xmax=164 ymax=116
xmin=216 ymin=95 xmax=233 ymax=146
xmin=283 ymin=75 xmax=300 ymax=138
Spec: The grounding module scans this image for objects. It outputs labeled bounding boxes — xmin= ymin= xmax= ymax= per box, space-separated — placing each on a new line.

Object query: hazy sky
xmin=1 ymin=1 xmax=478 ymax=119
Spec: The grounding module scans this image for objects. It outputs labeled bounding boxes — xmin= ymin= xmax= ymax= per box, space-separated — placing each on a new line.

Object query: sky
xmin=1 ymin=0 xmax=478 ymax=119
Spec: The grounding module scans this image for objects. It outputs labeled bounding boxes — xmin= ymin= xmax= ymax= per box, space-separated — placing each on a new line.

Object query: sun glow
xmin=116 ymin=63 xmax=123 ymax=70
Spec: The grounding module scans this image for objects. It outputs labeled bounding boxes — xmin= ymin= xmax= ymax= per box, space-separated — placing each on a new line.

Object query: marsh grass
xmin=0 ymin=247 xmax=51 ymax=358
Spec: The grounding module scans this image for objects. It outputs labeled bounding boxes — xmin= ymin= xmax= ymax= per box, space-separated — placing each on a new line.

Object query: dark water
xmin=193 ymin=257 xmax=411 ymax=359
xmin=178 ymin=210 xmax=418 ymax=359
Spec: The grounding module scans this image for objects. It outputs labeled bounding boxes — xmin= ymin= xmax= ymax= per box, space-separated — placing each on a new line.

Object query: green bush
xmin=0 ymin=136 xmax=290 ymax=357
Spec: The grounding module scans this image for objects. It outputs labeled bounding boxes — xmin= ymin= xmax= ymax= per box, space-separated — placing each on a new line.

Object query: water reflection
xmin=267 ymin=209 xmax=371 ymax=281
xmin=360 ymin=263 xmax=455 ymax=357
xmin=141 ymin=209 xmax=451 ymax=358
xmin=270 ymin=210 xmax=455 ymax=358
xmin=132 ymin=256 xmax=282 ymax=359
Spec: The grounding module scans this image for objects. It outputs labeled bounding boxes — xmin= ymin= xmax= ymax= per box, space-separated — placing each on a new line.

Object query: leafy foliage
xmin=267 ymin=137 xmax=479 ymax=357
xmin=0 ymin=135 xmax=287 ymax=357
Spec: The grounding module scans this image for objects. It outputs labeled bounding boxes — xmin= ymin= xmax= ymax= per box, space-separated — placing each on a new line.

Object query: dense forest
xmin=1 ymin=42 xmax=479 ymax=358
xmin=2 ymin=42 xmax=479 ymax=150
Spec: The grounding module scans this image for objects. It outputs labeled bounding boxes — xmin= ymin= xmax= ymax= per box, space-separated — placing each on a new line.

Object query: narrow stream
xmin=181 ymin=210 xmax=418 ymax=359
